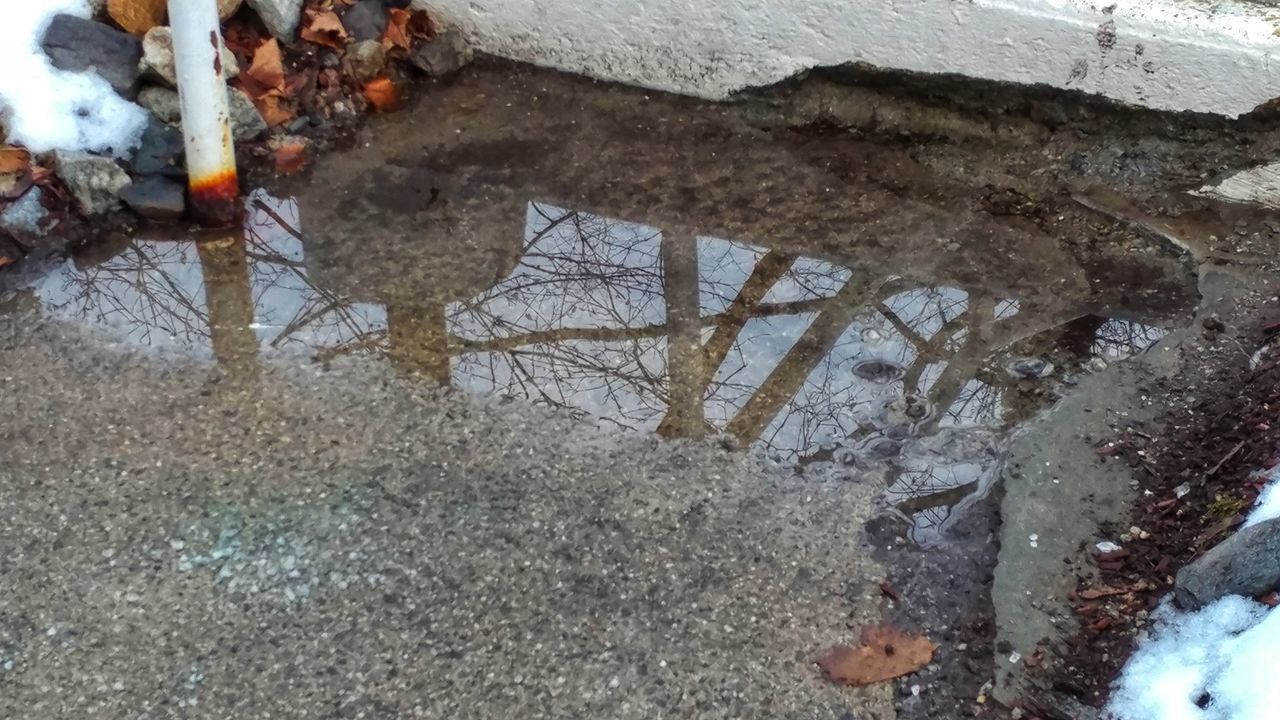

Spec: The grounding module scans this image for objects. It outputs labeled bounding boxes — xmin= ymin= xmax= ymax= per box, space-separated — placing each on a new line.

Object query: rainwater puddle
xmin=19 ymin=72 xmax=1205 ymax=544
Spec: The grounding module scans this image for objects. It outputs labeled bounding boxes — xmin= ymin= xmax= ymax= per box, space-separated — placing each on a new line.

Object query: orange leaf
xmin=301 ymin=10 xmax=349 ymax=49
xmin=107 ymin=0 xmax=166 ymax=36
xmin=0 ymin=255 xmax=15 ymax=269
xmin=246 ymin=38 xmax=286 ymax=97
xmin=255 ymin=95 xmax=296 ymax=126
xmin=382 ymin=8 xmax=412 ymax=51
xmin=817 ymin=625 xmax=934 ymax=686
xmin=273 ymin=140 xmax=309 ymax=175
xmin=362 ymin=76 xmax=400 ymax=112
xmin=407 ymin=10 xmax=436 ymax=39
xmin=0 ymin=147 xmax=30 ymax=175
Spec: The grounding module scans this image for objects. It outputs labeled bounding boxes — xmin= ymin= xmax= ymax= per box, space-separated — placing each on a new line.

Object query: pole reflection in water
xmin=33 ymin=194 xmax=1179 ymax=544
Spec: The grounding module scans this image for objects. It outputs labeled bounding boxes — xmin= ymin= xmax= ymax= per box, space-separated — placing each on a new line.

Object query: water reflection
xmin=33 ymin=192 xmax=1183 ymax=543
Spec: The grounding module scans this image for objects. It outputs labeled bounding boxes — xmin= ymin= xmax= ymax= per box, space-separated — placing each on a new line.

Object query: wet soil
xmin=1042 ymin=298 xmax=1280 ymax=713
xmin=5 ymin=60 xmax=1280 ymax=719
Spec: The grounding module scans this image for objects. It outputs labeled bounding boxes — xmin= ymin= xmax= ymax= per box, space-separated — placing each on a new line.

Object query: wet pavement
xmin=2 ymin=63 xmax=1276 ymax=718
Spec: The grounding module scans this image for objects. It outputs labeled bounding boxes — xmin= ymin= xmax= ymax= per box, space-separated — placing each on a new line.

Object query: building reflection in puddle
xmin=34 ymin=191 xmax=1177 ymax=544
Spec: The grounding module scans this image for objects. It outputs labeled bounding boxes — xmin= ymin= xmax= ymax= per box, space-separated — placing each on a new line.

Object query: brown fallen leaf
xmin=0 ymin=147 xmax=30 ymax=175
xmin=382 ymin=8 xmax=413 ymax=51
xmin=817 ymin=625 xmax=934 ymax=686
xmin=362 ymin=76 xmax=400 ymax=112
xmin=273 ymin=140 xmax=309 ymax=175
xmin=0 ymin=255 xmax=16 ymax=269
xmin=878 ymin=581 xmax=901 ymax=602
xmin=256 ymin=94 xmax=295 ymax=126
xmin=107 ymin=0 xmax=166 ymax=36
xmin=244 ymin=39 xmax=286 ymax=98
xmin=301 ymin=10 xmax=349 ymax=49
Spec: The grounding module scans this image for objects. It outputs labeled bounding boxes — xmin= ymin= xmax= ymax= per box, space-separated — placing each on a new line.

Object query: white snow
xmin=1244 ymin=466 xmax=1280 ymax=528
xmin=1108 ymin=596 xmax=1277 ymax=720
xmin=0 ymin=0 xmax=147 ymax=156
xmin=1109 ymin=465 xmax=1280 ymax=720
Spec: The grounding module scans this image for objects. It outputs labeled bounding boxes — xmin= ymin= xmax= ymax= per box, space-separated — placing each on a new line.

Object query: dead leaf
xmin=362 ymin=76 xmax=400 ymax=112
xmin=301 ymin=10 xmax=349 ymax=49
xmin=273 ymin=140 xmax=309 ymax=175
xmin=1077 ymin=584 xmax=1145 ymax=601
xmin=255 ymin=95 xmax=295 ymax=126
xmin=107 ymin=0 xmax=166 ymax=36
xmin=382 ymin=8 xmax=413 ymax=51
xmin=245 ymin=39 xmax=286 ymax=97
xmin=817 ymin=625 xmax=934 ymax=686
xmin=407 ymin=10 xmax=436 ymax=39
xmin=0 ymin=147 xmax=30 ymax=175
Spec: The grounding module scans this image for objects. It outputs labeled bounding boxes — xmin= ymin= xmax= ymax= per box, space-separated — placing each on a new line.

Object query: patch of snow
xmin=1244 ymin=467 xmax=1280 ymax=528
xmin=1109 ymin=595 xmax=1280 ymax=719
xmin=0 ymin=0 xmax=147 ymax=156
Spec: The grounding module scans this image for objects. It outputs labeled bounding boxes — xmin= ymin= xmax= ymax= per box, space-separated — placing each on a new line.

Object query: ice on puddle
xmin=1108 ymin=596 xmax=1278 ymax=720
xmin=0 ymin=0 xmax=147 ymax=156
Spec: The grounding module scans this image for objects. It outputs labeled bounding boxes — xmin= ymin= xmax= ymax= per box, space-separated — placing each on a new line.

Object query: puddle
xmin=13 ymin=69 xmax=1214 ymax=545
xmin=27 ymin=189 xmax=1194 ymax=544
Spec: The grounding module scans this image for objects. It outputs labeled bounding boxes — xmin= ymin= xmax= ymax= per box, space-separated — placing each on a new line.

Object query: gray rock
xmin=121 ymin=176 xmax=186 ymax=219
xmin=1175 ymin=517 xmax=1280 ymax=609
xmin=141 ymin=26 xmax=239 ymax=88
xmin=138 ymin=86 xmax=182 ymax=125
xmin=343 ymin=40 xmax=387 ymax=83
xmin=131 ymin=117 xmax=185 ymax=178
xmin=53 ymin=151 xmax=131 ymax=215
xmin=408 ymin=28 xmax=474 ymax=78
xmin=246 ymin=0 xmax=305 ymax=40
xmin=142 ymin=87 xmax=266 ymax=142
xmin=41 ymin=14 xmax=143 ymax=97
xmin=228 ymin=89 xmax=268 ymax=141
xmin=342 ymin=0 xmax=388 ymax=42
xmin=0 ymin=188 xmax=47 ymax=237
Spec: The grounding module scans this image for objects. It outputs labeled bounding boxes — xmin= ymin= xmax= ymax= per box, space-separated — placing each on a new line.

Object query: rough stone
xmin=0 ymin=188 xmax=47 ymax=237
xmin=342 ymin=0 xmax=389 ymax=42
xmin=41 ymin=14 xmax=143 ymax=97
xmin=141 ymin=87 xmax=266 ymax=141
xmin=131 ymin=117 xmax=185 ymax=178
xmin=141 ymin=26 xmax=239 ymax=88
xmin=343 ymin=40 xmax=387 ymax=83
xmin=138 ymin=86 xmax=181 ymax=125
xmin=408 ymin=28 xmax=474 ymax=77
xmin=246 ymin=0 xmax=305 ymax=40
xmin=1175 ymin=517 xmax=1280 ymax=610
xmin=120 ymin=176 xmax=186 ymax=219
xmin=52 ymin=151 xmax=131 ymax=215
xmin=228 ymin=88 xmax=269 ymax=141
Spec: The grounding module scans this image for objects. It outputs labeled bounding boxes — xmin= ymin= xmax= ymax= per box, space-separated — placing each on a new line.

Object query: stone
xmin=41 ymin=14 xmax=143 ymax=97
xmin=342 ymin=0 xmax=389 ymax=42
xmin=52 ymin=151 xmax=132 ymax=215
xmin=0 ymin=188 xmax=47 ymax=237
xmin=219 ymin=0 xmax=245 ymax=20
xmin=140 ymin=26 xmax=239 ymax=88
xmin=138 ymin=86 xmax=181 ymax=125
xmin=121 ymin=176 xmax=186 ymax=219
xmin=246 ymin=0 xmax=305 ymax=40
xmin=131 ymin=116 xmax=185 ymax=178
xmin=1175 ymin=517 xmax=1280 ymax=610
xmin=228 ymin=89 xmax=268 ymax=141
xmin=408 ymin=28 xmax=474 ymax=78
xmin=141 ymin=87 xmax=266 ymax=142
xmin=343 ymin=40 xmax=387 ymax=84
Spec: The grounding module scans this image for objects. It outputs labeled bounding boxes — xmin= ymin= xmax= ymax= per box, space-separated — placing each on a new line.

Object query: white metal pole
xmin=168 ymin=0 xmax=240 ymax=226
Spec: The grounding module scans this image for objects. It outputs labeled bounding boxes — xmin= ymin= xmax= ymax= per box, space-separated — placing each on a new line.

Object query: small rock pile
xmin=0 ymin=0 xmax=473 ymax=267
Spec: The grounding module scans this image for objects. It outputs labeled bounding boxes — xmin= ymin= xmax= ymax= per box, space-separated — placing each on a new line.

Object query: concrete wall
xmin=413 ymin=0 xmax=1280 ymax=117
